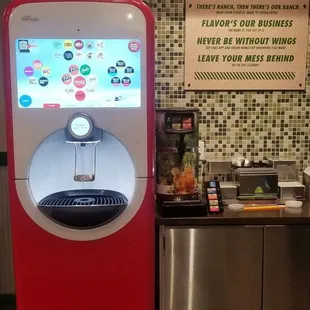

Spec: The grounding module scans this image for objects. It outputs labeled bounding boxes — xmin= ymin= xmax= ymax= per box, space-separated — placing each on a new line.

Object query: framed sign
xmin=185 ymin=0 xmax=309 ymax=90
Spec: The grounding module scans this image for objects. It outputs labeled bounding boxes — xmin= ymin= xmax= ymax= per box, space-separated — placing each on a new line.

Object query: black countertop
xmin=156 ymin=202 xmax=310 ymax=226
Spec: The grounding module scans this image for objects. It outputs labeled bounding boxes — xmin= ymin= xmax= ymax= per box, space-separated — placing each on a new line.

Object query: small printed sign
xmin=185 ymin=0 xmax=309 ymax=90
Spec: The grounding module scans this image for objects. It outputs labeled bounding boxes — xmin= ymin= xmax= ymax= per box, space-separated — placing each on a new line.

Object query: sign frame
xmin=185 ymin=0 xmax=309 ymax=90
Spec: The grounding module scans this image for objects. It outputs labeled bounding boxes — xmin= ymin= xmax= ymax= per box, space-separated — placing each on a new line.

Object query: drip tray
xmin=38 ymin=189 xmax=128 ymax=229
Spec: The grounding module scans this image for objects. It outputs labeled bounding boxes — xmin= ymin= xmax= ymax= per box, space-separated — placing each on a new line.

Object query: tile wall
xmin=149 ymin=0 xmax=310 ymax=181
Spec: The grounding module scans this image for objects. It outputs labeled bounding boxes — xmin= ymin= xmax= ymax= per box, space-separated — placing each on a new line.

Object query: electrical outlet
xmin=199 ymin=140 xmax=205 ymax=160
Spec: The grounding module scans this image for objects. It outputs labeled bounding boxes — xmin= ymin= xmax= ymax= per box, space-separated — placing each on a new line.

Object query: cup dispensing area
xmin=2 ymin=0 xmax=310 ymax=310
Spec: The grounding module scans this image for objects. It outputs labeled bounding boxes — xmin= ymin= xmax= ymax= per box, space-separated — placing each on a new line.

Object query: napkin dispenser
xmin=234 ymin=168 xmax=278 ymax=199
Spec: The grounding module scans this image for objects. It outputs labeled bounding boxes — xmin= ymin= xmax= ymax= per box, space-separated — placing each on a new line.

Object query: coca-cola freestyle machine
xmin=2 ymin=0 xmax=154 ymax=309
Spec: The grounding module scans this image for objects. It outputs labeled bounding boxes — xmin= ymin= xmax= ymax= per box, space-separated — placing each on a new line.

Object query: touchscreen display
xmin=15 ymin=39 xmax=141 ymax=108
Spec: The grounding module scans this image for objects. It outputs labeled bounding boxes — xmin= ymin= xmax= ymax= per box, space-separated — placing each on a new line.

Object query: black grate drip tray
xmin=38 ymin=189 xmax=128 ymax=229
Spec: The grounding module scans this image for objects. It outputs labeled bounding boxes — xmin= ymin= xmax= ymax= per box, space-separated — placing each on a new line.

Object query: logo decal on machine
xmin=24 ymin=66 xmax=34 ymax=76
xmin=74 ymin=40 xmax=84 ymax=50
xmin=128 ymin=40 xmax=140 ymax=53
xmin=108 ymin=67 xmax=117 ymax=77
xmin=88 ymin=75 xmax=98 ymax=85
xmin=69 ymin=65 xmax=79 ymax=76
xmin=28 ymin=77 xmax=37 ymax=85
xmin=80 ymin=64 xmax=91 ymax=76
xmin=62 ymin=74 xmax=72 ymax=85
xmin=116 ymin=60 xmax=126 ymax=69
xmin=41 ymin=67 xmax=51 ymax=76
xmin=75 ymin=51 xmax=84 ymax=60
xmin=33 ymin=60 xmax=43 ymax=69
xmin=39 ymin=77 xmax=49 ymax=87
xmin=122 ymin=77 xmax=131 ymax=87
xmin=111 ymin=77 xmax=120 ymax=86
xmin=64 ymin=51 xmax=74 ymax=61
xmin=18 ymin=40 xmax=30 ymax=53
xmin=19 ymin=95 xmax=32 ymax=107
xmin=64 ymin=40 xmax=73 ymax=50
xmin=75 ymin=90 xmax=86 ymax=101
xmin=65 ymin=88 xmax=75 ymax=94
xmin=21 ymin=15 xmax=39 ymax=22
xmin=74 ymin=76 xmax=86 ymax=89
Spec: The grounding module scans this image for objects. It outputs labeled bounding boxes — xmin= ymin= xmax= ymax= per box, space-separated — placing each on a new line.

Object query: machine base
xmin=9 ymin=178 xmax=154 ymax=310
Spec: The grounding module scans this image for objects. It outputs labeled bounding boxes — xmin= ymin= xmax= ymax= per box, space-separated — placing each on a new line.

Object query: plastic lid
xmin=228 ymin=204 xmax=244 ymax=211
xmin=285 ymin=200 xmax=303 ymax=208
xmin=285 ymin=207 xmax=303 ymax=215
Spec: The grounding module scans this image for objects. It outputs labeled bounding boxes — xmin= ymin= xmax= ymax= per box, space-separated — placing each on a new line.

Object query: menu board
xmin=15 ymin=39 xmax=141 ymax=108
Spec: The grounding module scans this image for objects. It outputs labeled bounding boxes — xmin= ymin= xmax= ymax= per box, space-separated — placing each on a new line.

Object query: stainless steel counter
xmin=157 ymin=203 xmax=310 ymax=310
xmin=159 ymin=226 xmax=264 ymax=310
xmin=156 ymin=202 xmax=310 ymax=226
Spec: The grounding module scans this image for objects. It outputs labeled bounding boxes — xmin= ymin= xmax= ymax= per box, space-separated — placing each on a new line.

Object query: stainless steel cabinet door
xmin=264 ymin=226 xmax=310 ymax=310
xmin=161 ymin=226 xmax=263 ymax=310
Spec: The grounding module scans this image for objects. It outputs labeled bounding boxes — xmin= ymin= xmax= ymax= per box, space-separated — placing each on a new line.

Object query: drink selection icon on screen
xmin=18 ymin=40 xmax=30 ymax=53
xmin=15 ymin=39 xmax=142 ymax=108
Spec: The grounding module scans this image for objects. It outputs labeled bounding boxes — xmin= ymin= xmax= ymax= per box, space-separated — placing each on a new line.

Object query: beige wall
xmin=0 ymin=0 xmax=7 ymax=153
xmin=0 ymin=104 xmax=6 ymax=152
xmin=0 ymin=167 xmax=14 ymax=294
xmin=0 ymin=68 xmax=6 ymax=151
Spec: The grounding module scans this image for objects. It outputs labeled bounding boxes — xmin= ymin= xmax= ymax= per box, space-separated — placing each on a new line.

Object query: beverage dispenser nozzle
xmin=73 ymin=141 xmax=99 ymax=182
xmin=65 ymin=113 xmax=102 ymax=182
